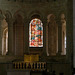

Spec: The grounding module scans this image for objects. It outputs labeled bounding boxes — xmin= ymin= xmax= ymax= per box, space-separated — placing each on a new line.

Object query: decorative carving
xmin=24 ymin=54 xmax=39 ymax=62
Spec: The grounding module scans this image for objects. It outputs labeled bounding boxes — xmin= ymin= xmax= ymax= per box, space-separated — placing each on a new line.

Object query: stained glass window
xmin=29 ymin=18 xmax=43 ymax=47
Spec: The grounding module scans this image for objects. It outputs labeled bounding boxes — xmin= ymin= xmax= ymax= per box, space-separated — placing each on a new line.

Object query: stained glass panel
xmin=29 ymin=18 xmax=43 ymax=47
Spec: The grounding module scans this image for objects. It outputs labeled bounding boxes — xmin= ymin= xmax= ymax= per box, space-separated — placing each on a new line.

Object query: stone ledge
xmin=0 ymin=55 xmax=24 ymax=63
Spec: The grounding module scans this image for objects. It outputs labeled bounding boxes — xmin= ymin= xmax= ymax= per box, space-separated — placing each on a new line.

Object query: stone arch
xmin=0 ymin=9 xmax=4 ymax=21
xmin=47 ymin=14 xmax=55 ymax=22
xmin=47 ymin=14 xmax=58 ymax=56
xmin=13 ymin=9 xmax=26 ymax=20
xmin=13 ymin=9 xmax=27 ymax=25
xmin=5 ymin=10 xmax=12 ymax=18
xmin=0 ymin=9 xmax=9 ymax=55
xmin=3 ymin=11 xmax=12 ymax=29
xmin=13 ymin=13 xmax=24 ymax=25
xmin=24 ymin=10 xmax=45 ymax=54
xmin=2 ymin=10 xmax=12 ymax=55
xmin=28 ymin=10 xmax=44 ymax=20
xmin=1 ymin=12 xmax=8 ymax=55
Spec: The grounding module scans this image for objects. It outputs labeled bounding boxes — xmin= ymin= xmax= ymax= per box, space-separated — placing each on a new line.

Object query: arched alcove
xmin=47 ymin=14 xmax=58 ymax=56
xmin=2 ymin=28 xmax=8 ymax=55
xmin=61 ymin=14 xmax=66 ymax=55
xmin=26 ymin=13 xmax=44 ymax=55
xmin=1 ymin=16 xmax=8 ymax=55
xmin=13 ymin=13 xmax=24 ymax=56
xmin=4 ymin=10 xmax=12 ymax=55
xmin=0 ymin=9 xmax=9 ymax=55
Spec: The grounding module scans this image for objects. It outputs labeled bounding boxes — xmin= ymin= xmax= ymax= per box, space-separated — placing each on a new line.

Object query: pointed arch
xmin=28 ymin=10 xmax=44 ymax=20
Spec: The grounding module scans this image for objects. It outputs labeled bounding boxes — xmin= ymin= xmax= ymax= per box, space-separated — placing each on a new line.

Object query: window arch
xmin=2 ymin=28 xmax=8 ymax=55
xmin=29 ymin=18 xmax=43 ymax=47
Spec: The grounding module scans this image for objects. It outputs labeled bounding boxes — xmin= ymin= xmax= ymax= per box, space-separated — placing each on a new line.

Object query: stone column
xmin=66 ymin=1 xmax=73 ymax=75
xmin=73 ymin=0 xmax=75 ymax=68
xmin=66 ymin=0 xmax=73 ymax=63
xmin=8 ymin=19 xmax=13 ymax=55
xmin=0 ymin=14 xmax=4 ymax=55
xmin=65 ymin=0 xmax=73 ymax=65
xmin=57 ymin=20 xmax=62 ymax=55
xmin=42 ymin=19 xmax=47 ymax=56
xmin=0 ymin=20 xmax=2 ymax=55
xmin=24 ymin=19 xmax=30 ymax=54
xmin=46 ymin=22 xmax=49 ymax=56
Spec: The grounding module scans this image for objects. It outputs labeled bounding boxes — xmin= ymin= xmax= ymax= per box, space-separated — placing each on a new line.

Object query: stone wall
xmin=0 ymin=0 xmax=73 ymax=75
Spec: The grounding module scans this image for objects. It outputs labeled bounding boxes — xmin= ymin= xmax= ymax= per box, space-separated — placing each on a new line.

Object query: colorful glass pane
xmin=29 ymin=18 xmax=43 ymax=47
